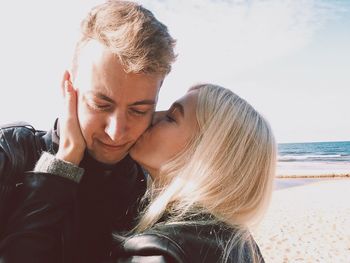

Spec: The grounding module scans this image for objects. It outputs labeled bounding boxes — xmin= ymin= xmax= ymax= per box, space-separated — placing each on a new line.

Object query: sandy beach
xmin=252 ymin=178 xmax=350 ymax=263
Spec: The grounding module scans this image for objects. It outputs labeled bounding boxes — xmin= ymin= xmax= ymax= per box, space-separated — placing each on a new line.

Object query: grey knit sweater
xmin=34 ymin=152 xmax=84 ymax=183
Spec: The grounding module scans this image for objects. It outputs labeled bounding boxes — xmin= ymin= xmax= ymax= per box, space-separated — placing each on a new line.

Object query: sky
xmin=0 ymin=0 xmax=349 ymax=143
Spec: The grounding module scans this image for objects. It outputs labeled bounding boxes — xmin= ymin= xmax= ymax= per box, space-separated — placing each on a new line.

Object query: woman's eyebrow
xmin=172 ymin=102 xmax=184 ymax=117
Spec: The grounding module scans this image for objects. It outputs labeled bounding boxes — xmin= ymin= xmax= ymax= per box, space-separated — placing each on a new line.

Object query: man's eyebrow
xmin=130 ymin=100 xmax=156 ymax=106
xmin=172 ymin=102 xmax=184 ymax=117
xmin=90 ymin=92 xmax=114 ymax=104
xmin=90 ymin=92 xmax=155 ymax=106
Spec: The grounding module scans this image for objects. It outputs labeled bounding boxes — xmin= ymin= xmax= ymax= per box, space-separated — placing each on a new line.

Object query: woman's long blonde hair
xmin=134 ymin=84 xmax=276 ymax=262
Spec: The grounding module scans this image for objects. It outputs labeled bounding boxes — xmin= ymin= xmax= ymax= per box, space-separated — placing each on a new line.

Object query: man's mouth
xmin=97 ymin=140 xmax=129 ymax=150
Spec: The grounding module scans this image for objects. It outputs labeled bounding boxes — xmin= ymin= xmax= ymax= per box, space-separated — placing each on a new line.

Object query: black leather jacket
xmin=0 ymin=170 xmax=264 ymax=263
xmin=0 ymin=122 xmax=264 ymax=263
xmin=0 ymin=121 xmax=147 ymax=263
xmin=111 ymin=221 xmax=265 ymax=263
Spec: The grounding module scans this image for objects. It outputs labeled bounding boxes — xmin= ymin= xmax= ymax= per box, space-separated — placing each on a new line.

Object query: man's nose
xmin=152 ymin=111 xmax=167 ymax=126
xmin=105 ymin=113 xmax=127 ymax=142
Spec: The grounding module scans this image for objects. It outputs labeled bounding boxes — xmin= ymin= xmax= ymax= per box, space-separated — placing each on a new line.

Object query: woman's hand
xmin=56 ymin=71 xmax=86 ymax=165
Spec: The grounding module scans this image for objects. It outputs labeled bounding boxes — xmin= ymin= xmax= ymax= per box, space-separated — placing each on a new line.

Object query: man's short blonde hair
xmin=73 ymin=0 xmax=176 ymax=76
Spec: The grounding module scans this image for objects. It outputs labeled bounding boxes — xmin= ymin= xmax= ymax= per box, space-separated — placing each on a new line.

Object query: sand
xmin=252 ymin=179 xmax=350 ymax=263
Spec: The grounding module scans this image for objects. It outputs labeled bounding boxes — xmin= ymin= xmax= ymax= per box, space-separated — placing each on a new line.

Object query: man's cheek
xmin=77 ymin=110 xmax=96 ymax=139
xmin=144 ymin=114 xmax=154 ymax=127
xmin=140 ymin=117 xmax=152 ymax=132
xmin=77 ymin=101 xmax=96 ymax=123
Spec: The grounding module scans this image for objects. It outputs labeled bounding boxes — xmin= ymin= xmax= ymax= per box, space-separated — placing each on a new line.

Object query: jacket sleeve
xmin=110 ymin=233 xmax=186 ymax=263
xmin=0 ymin=124 xmax=42 ymax=233
xmin=0 ymin=172 xmax=79 ymax=263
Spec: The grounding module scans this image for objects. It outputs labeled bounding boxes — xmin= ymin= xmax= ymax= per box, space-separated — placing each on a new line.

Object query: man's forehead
xmin=76 ymin=41 xmax=159 ymax=82
xmin=77 ymin=41 xmax=112 ymax=70
xmin=75 ymin=40 xmax=162 ymax=104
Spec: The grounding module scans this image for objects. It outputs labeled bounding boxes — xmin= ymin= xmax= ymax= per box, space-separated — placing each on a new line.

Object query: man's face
xmin=73 ymin=41 xmax=163 ymax=164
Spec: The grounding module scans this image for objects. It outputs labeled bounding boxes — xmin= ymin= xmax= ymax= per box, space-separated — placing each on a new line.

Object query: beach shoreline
xmin=276 ymin=174 xmax=350 ymax=179
xmin=274 ymin=175 xmax=350 ymax=190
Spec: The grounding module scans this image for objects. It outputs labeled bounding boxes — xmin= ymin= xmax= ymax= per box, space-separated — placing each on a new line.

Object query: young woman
xmin=1 ymin=83 xmax=276 ymax=263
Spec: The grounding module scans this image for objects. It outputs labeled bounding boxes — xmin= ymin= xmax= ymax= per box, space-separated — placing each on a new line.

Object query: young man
xmin=0 ymin=1 xmax=176 ymax=262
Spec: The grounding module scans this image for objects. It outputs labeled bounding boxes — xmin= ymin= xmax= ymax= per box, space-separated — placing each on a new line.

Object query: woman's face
xmin=130 ymin=89 xmax=199 ymax=174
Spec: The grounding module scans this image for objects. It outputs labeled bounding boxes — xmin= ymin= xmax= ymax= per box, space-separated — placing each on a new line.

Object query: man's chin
xmin=87 ymin=149 xmax=128 ymax=165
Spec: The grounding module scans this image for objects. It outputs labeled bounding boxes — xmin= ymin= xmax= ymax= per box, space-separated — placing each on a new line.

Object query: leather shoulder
xmin=112 ymin=222 xmax=263 ymax=263
xmin=137 ymin=223 xmax=263 ymax=263
xmin=0 ymin=121 xmax=36 ymax=131
xmin=0 ymin=121 xmax=47 ymax=173
xmin=114 ymin=232 xmax=186 ymax=263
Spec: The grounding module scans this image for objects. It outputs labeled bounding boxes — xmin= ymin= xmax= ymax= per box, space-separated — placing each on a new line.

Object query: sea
xmin=277 ymin=141 xmax=350 ymax=176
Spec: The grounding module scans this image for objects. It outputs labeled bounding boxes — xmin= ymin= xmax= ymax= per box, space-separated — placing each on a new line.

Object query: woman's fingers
xmin=56 ymin=71 xmax=86 ymax=165
xmin=64 ymin=78 xmax=77 ymax=118
xmin=61 ymin=70 xmax=71 ymax=98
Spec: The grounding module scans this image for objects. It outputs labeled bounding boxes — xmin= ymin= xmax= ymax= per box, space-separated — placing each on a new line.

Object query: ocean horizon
xmin=277 ymin=141 xmax=350 ymax=176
